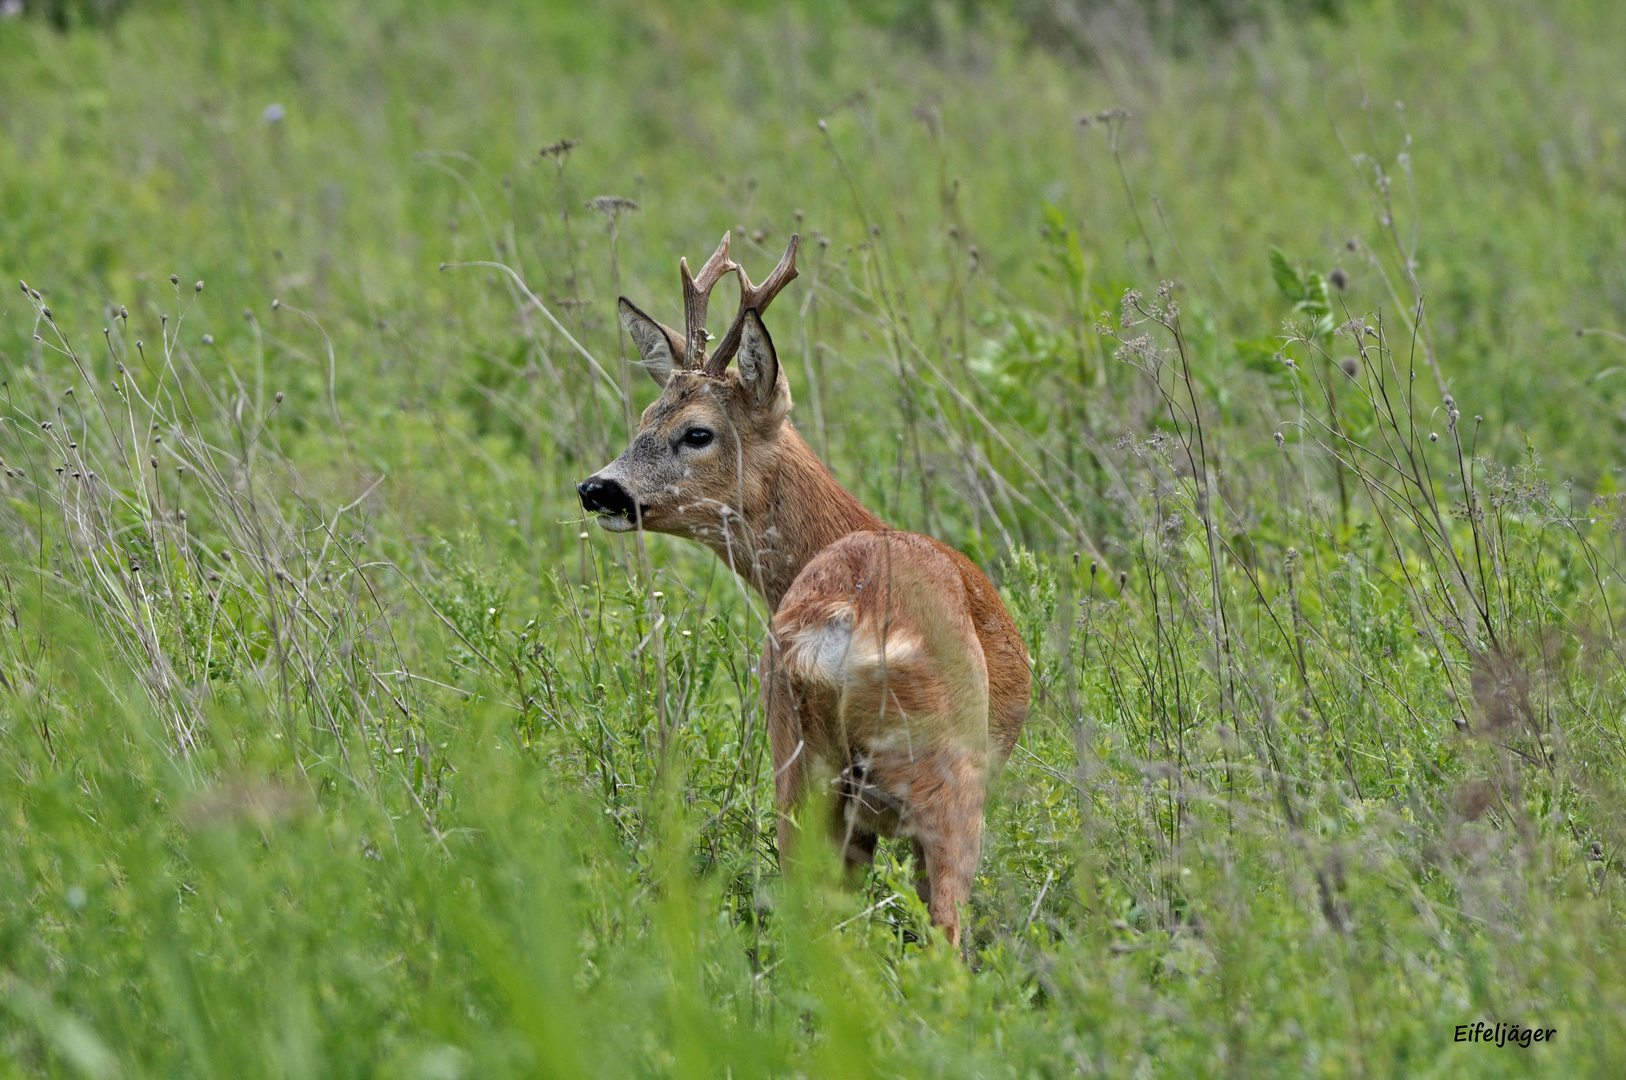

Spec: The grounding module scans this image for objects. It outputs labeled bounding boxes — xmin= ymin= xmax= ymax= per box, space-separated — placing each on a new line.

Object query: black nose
xmin=577 ymin=476 xmax=637 ymax=517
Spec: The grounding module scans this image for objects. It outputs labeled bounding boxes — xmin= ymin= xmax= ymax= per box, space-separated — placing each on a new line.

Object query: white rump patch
xmin=784 ymin=603 xmax=923 ymax=686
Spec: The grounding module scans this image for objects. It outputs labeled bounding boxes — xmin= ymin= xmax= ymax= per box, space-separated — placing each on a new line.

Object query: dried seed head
xmin=817 ymin=118 xmax=827 ymax=131
xmin=1328 ymin=267 xmax=1349 ymax=291
xmin=1429 ymin=432 xmax=1439 ymax=442
xmin=794 ymin=208 xmax=805 ymax=222
xmin=275 ymin=391 xmax=285 ymax=403
xmin=170 ymin=274 xmax=179 ymax=285
xmin=271 ymin=299 xmax=280 ymax=310
xmin=585 ymin=195 xmax=639 ymax=217
xmin=221 ymin=549 xmax=233 ymax=562
xmin=194 ymin=280 xmax=204 ymax=293
xmin=1275 ymin=431 xmax=1286 ymax=448
xmin=201 ymin=334 xmax=214 ymax=345
xmin=41 ymin=306 xmax=52 ymax=320
xmin=1118 ymin=570 xmax=1128 ymax=587
xmin=1339 ymin=356 xmax=1360 ymax=378
xmin=178 ymin=509 xmax=186 ymax=521
xmin=119 ymin=305 xmax=128 ymax=319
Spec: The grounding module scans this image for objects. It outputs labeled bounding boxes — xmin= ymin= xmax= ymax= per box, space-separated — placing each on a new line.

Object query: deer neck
xmin=708 ymin=423 xmax=883 ymax=611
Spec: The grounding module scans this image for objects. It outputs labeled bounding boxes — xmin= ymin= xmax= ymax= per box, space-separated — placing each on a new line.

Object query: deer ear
xmin=735 ymin=309 xmax=782 ymax=409
xmin=618 ymin=297 xmax=686 ymax=387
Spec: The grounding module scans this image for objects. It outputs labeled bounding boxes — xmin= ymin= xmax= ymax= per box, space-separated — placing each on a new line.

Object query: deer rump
xmin=772 ymin=530 xmax=992 ymax=854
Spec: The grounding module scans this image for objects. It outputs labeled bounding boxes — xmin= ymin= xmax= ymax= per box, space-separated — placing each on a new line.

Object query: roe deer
xmin=577 ymin=232 xmax=1030 ymax=945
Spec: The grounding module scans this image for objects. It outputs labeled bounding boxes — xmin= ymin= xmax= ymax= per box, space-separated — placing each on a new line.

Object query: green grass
xmin=5 ymin=0 xmax=1626 ymax=1075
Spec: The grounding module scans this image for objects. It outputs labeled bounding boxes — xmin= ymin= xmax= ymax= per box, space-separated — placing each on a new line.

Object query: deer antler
xmin=681 ymin=232 xmax=738 ymax=368
xmin=705 ymin=234 xmax=800 ymax=377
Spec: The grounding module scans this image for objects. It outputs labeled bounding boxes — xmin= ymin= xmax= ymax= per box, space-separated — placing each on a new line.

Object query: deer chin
xmin=592 ymin=501 xmax=660 ymax=533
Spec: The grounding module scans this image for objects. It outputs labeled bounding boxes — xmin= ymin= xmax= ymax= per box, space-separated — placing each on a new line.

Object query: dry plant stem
xmin=796 ymin=253 xmax=830 ymax=460
xmin=1326 ymin=76 xmax=1448 ymax=400
xmin=442 ymin=261 xmax=621 ymax=396
xmin=1305 ymin=321 xmax=1483 ymax=718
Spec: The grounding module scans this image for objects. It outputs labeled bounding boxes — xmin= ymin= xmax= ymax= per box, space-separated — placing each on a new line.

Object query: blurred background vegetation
xmin=4 ymin=0 xmax=1626 ymax=1076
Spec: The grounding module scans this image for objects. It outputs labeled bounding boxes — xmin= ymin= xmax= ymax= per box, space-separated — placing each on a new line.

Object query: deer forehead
xmin=639 ymin=376 xmax=747 ymax=434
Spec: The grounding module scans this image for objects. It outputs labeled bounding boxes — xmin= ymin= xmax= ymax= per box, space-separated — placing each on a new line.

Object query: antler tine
xmin=681 ymin=231 xmax=737 ymax=367
xmin=705 ymin=233 xmax=800 ymax=376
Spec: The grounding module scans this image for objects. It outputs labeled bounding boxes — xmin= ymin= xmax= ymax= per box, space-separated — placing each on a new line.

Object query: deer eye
xmin=680 ymin=427 xmax=714 ymax=449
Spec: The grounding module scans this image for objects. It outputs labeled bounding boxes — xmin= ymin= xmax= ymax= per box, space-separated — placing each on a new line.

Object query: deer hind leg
xmin=912 ymin=789 xmax=984 ymax=948
xmin=866 ymin=745 xmax=986 ymax=947
xmin=763 ymin=639 xmax=812 ymax=869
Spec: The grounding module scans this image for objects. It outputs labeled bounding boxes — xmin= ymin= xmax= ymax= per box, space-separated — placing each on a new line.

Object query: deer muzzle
xmin=577 ymin=475 xmax=642 ymax=531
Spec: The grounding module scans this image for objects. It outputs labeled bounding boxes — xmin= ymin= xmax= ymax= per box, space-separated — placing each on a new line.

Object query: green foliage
xmin=1269 ymin=245 xmax=1335 ymax=341
xmin=5 ymin=0 xmax=1626 ymax=1076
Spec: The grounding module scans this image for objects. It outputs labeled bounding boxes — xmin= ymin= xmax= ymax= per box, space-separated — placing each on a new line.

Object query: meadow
xmin=4 ymin=0 xmax=1626 ymax=1075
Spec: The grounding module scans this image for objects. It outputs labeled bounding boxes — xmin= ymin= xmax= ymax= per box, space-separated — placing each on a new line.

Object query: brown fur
xmin=583 ymin=249 xmax=1031 ymax=946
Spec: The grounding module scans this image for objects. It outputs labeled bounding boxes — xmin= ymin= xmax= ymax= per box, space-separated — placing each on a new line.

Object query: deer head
xmin=577 ymin=232 xmax=801 ymax=549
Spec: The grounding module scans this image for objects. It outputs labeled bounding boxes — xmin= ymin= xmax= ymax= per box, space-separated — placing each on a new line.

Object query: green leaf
xmin=1269 ymin=246 xmax=1305 ymax=302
